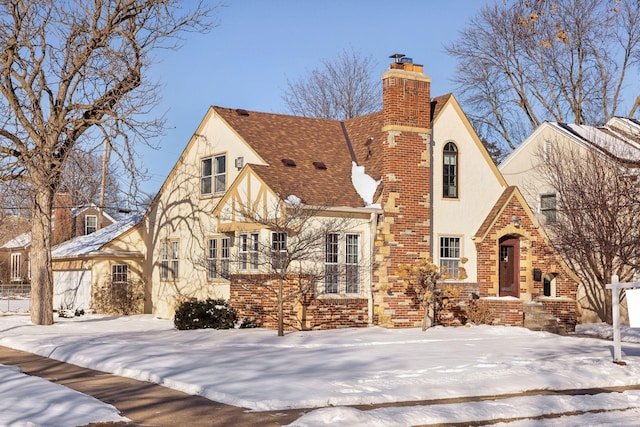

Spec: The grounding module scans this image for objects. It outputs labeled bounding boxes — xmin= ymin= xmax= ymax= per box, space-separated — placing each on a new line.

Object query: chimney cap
xmin=389 ymin=53 xmax=405 ymax=62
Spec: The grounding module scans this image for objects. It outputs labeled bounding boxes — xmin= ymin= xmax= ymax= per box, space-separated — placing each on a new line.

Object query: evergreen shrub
xmin=174 ymin=298 xmax=237 ymax=330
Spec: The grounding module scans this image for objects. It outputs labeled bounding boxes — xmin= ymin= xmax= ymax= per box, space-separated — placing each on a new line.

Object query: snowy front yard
xmin=1 ymin=314 xmax=640 ymax=426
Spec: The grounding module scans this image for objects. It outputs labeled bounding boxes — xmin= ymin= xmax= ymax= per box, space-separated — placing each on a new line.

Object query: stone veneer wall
xmin=538 ymin=297 xmax=578 ymax=332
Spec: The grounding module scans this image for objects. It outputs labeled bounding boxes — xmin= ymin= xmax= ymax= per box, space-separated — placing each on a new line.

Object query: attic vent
xmin=235 ymin=156 xmax=244 ymax=170
xmin=235 ymin=109 xmax=249 ymax=116
xmin=281 ymin=158 xmax=297 ymax=167
xmin=312 ymin=161 xmax=327 ymax=170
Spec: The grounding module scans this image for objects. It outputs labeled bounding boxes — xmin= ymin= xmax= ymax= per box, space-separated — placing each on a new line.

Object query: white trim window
xmin=345 ymin=234 xmax=360 ymax=294
xmin=271 ymin=232 xmax=287 ymax=271
xmin=201 ymin=154 xmax=226 ymax=196
xmin=220 ymin=237 xmax=230 ymax=278
xmin=160 ymin=241 xmax=169 ymax=280
xmin=112 ymin=264 xmax=128 ymax=284
xmin=239 ymin=234 xmax=248 ymax=271
xmin=170 ymin=241 xmax=179 ymax=280
xmin=439 ymin=236 xmax=461 ymax=279
xmin=207 ymin=238 xmax=218 ymax=280
xmin=324 ymin=233 xmax=361 ymax=295
xmin=250 ymin=233 xmax=259 ymax=270
xmin=325 ymin=233 xmax=340 ymax=294
xmin=238 ymin=233 xmax=259 ymax=271
xmin=85 ymin=215 xmax=97 ymax=235
xmin=10 ymin=253 xmax=21 ymax=281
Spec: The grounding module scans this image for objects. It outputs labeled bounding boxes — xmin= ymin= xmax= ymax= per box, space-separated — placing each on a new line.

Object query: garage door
xmin=53 ymin=270 xmax=92 ymax=312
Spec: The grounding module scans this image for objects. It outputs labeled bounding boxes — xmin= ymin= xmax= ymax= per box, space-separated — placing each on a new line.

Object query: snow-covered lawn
xmin=1 ymin=314 xmax=640 ymax=426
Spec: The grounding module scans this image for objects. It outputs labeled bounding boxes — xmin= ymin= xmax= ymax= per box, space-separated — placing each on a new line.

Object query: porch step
xmin=524 ymin=303 xmax=566 ymax=335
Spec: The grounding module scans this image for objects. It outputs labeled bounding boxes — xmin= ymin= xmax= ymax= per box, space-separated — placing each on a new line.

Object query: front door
xmin=499 ymin=238 xmax=519 ymax=297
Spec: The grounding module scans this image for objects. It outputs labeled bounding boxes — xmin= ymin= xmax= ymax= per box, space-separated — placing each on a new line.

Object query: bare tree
xmin=230 ymin=196 xmax=364 ymax=336
xmin=446 ymin=0 xmax=640 ymax=151
xmin=60 ymin=149 xmax=123 ymax=218
xmin=0 ymin=0 xmax=216 ymax=325
xmin=282 ymin=49 xmax=381 ymax=120
xmin=537 ymin=141 xmax=640 ymax=323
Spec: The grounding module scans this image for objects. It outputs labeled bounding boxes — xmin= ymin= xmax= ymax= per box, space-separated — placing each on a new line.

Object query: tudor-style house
xmin=139 ymin=55 xmax=579 ymax=332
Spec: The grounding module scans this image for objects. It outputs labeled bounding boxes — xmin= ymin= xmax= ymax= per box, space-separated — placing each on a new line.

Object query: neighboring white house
xmin=500 ymin=117 xmax=640 ymax=322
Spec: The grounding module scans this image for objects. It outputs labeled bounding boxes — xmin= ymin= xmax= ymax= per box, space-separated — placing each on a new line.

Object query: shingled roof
xmin=213 ymin=94 xmax=452 ymax=208
xmin=214 ymin=107 xmax=364 ymax=207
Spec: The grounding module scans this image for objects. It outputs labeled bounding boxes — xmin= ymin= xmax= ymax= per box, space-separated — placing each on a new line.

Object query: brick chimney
xmin=374 ymin=54 xmax=433 ymax=328
xmin=52 ymin=192 xmax=72 ymax=245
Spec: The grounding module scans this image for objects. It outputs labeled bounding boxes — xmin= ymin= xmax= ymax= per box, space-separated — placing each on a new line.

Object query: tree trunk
xmin=30 ymin=187 xmax=54 ymax=325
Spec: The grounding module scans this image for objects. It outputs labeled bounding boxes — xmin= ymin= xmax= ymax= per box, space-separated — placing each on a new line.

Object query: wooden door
xmin=499 ymin=238 xmax=519 ymax=297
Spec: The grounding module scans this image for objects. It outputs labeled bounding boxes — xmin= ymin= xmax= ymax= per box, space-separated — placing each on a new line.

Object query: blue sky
xmin=141 ymin=0 xmax=490 ymax=196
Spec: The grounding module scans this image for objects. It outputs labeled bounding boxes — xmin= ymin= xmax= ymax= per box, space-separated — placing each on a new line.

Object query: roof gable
xmin=434 ymin=94 xmax=508 ymax=188
xmin=474 ymin=186 xmax=537 ymax=241
xmin=51 ymin=215 xmax=142 ymax=258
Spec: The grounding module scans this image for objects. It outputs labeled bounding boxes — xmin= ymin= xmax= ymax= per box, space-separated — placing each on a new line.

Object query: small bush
xmin=464 ymin=298 xmax=495 ymax=325
xmin=93 ymin=278 xmax=145 ymax=316
xmin=174 ymin=298 xmax=237 ymax=330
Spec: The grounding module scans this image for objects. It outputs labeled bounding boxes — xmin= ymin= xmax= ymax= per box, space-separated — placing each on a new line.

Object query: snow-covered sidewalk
xmin=1 ymin=314 xmax=640 ymax=426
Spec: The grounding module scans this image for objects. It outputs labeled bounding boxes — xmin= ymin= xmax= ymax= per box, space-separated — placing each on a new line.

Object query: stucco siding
xmin=432 ymin=102 xmax=506 ymax=282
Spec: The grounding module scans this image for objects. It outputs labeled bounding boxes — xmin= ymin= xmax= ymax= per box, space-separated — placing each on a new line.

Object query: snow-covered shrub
xmin=174 ymin=298 xmax=237 ymax=330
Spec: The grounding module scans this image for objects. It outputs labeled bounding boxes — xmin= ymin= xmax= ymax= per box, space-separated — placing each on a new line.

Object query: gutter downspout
xmin=429 ymin=131 xmax=434 ymax=260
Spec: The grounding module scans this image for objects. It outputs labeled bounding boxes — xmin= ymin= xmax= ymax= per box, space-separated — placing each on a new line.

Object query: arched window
xmin=443 ymin=142 xmax=458 ymax=198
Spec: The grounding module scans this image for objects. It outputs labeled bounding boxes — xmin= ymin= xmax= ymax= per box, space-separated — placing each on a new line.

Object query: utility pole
xmin=98 ymin=138 xmax=110 ymax=230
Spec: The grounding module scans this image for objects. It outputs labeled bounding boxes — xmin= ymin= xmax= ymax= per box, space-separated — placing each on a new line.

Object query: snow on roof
xmin=0 ymin=232 xmax=31 ymax=249
xmin=557 ymin=123 xmax=640 ymax=162
xmin=51 ymin=214 xmax=141 ymax=258
xmin=351 ymin=161 xmax=380 ymax=206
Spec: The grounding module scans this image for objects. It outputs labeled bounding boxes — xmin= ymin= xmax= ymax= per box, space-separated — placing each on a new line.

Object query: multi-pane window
xmin=250 ymin=233 xmax=259 ymax=269
xmin=85 ymin=215 xmax=97 ymax=235
xmin=345 ymin=234 xmax=360 ymax=294
xmin=324 ymin=233 xmax=361 ymax=294
xmin=207 ymin=238 xmax=218 ymax=280
xmin=160 ymin=242 xmax=169 ymax=280
xmin=271 ymin=232 xmax=287 ymax=271
xmin=207 ymin=237 xmax=232 ymax=279
xmin=540 ymin=194 xmax=557 ymax=223
xmin=239 ymin=234 xmax=248 ymax=271
xmin=439 ymin=236 xmax=461 ymax=279
xmin=10 ymin=253 xmax=21 ymax=281
xmin=325 ymin=233 xmax=340 ymax=293
xmin=170 ymin=241 xmax=179 ymax=280
xmin=112 ymin=264 xmax=128 ymax=284
xmin=239 ymin=233 xmax=260 ymax=271
xmin=201 ymin=154 xmax=226 ymax=196
xmin=220 ymin=237 xmax=230 ymax=278
xmin=443 ymin=142 xmax=458 ymax=198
